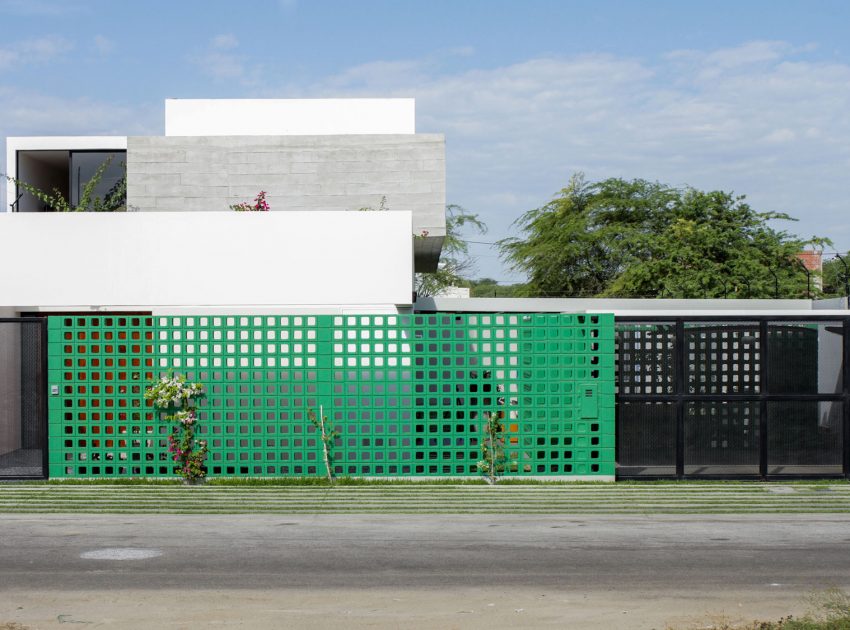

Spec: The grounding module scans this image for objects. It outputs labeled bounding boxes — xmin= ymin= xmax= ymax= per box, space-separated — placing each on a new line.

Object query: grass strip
xmin=2 ymin=483 xmax=848 ymax=514
xmin=11 ymin=477 xmax=850 ymax=489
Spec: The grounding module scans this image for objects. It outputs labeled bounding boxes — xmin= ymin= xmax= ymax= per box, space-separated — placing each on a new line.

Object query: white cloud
xmin=667 ymin=40 xmax=790 ymax=69
xmin=763 ymin=128 xmax=796 ymax=144
xmin=22 ymin=35 xmax=72 ymax=58
xmin=0 ymin=35 xmax=72 ymax=70
xmin=190 ymin=35 xmax=262 ymax=84
xmin=3 ymin=37 xmax=847 ymax=281
xmin=323 ymin=59 xmax=431 ymax=91
xmin=212 ymin=34 xmax=239 ymax=51
xmin=288 ymin=41 xmax=850 ymax=278
xmin=93 ymin=35 xmax=114 ymax=55
xmin=0 ymin=88 xmax=157 ymax=136
xmin=0 ymin=50 xmax=15 ymax=68
xmin=0 ymin=88 xmax=160 ymax=210
xmin=449 ymin=46 xmax=475 ymax=57
xmin=0 ymin=0 xmax=84 ymax=16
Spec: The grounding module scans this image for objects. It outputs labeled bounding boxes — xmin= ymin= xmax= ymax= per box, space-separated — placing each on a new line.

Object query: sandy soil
xmin=0 ymin=587 xmax=810 ymax=630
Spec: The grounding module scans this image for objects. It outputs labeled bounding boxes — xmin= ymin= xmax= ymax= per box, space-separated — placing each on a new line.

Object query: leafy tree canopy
xmin=415 ymin=204 xmax=486 ymax=297
xmin=468 ymin=278 xmax=527 ymax=298
xmin=500 ymin=173 xmax=829 ymax=298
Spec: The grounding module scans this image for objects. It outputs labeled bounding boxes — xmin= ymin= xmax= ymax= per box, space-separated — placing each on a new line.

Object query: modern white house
xmin=3 ymin=98 xmax=445 ymax=316
xmin=0 ymin=98 xmax=847 ymax=483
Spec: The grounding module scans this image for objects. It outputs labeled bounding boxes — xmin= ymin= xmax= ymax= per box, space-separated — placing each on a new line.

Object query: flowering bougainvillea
xmin=146 ymin=374 xmax=204 ymax=408
xmin=145 ymin=372 xmax=207 ymax=482
xmin=230 ymin=190 xmax=270 ymax=211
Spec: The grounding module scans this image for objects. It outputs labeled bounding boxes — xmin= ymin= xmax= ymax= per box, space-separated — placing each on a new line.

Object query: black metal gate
xmin=616 ymin=316 xmax=850 ymax=479
xmin=0 ymin=318 xmax=47 ymax=478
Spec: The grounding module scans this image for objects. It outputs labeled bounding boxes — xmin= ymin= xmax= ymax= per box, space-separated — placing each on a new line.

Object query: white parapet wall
xmin=0 ymin=211 xmax=413 ymax=310
xmin=415 ymin=296 xmax=849 ymax=316
xmin=165 ymin=99 xmax=416 ymax=136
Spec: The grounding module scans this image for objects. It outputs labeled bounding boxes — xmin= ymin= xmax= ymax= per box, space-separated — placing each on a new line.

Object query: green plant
xmin=5 ymin=155 xmax=126 ymax=212
xmin=415 ymin=204 xmax=487 ymax=297
xmin=145 ymin=372 xmax=207 ymax=482
xmin=358 ymin=195 xmax=388 ymax=211
xmin=806 ymin=588 xmax=850 ymax=623
xmin=476 ymin=410 xmax=506 ymax=484
xmin=670 ymin=589 xmax=850 ymax=629
xmin=307 ymin=406 xmax=340 ymax=483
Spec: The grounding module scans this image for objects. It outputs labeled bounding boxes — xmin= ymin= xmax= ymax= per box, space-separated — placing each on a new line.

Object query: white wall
xmin=165 ymin=99 xmax=416 ymax=136
xmin=416 ymin=297 xmax=848 ymax=316
xmin=5 ymin=137 xmax=127 ymax=211
xmin=0 ymin=211 xmax=413 ymax=309
xmin=814 ymin=297 xmax=849 ymax=310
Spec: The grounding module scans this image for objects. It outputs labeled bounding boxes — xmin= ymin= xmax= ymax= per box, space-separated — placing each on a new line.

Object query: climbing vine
xmin=145 ymin=372 xmax=207 ymax=482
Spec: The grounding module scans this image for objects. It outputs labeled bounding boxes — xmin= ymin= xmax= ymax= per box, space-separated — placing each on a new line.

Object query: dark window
xmin=69 ymin=151 xmax=126 ymax=210
xmin=767 ymin=321 xmax=843 ymax=394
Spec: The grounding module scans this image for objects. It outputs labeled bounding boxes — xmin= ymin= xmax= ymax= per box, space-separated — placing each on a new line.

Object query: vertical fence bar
xmin=759 ymin=320 xmax=769 ymax=479
xmin=40 ymin=318 xmax=49 ymax=479
xmin=675 ymin=319 xmax=685 ymax=479
xmin=844 ymin=318 xmax=850 ymax=480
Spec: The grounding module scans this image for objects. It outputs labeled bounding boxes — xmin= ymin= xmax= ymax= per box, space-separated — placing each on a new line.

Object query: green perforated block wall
xmin=47 ymin=313 xmax=615 ymax=479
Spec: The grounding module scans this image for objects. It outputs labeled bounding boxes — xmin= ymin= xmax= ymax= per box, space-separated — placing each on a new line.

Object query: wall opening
xmin=14 ymin=150 xmax=126 ymax=212
xmin=0 ymin=319 xmax=46 ymax=478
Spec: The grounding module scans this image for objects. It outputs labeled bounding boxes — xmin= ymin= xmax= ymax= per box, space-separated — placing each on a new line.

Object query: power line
xmin=463 ymin=243 xmax=850 ymax=254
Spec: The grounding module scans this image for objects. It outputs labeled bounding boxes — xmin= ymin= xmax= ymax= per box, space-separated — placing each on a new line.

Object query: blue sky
xmin=2 ymin=0 xmax=849 ymax=281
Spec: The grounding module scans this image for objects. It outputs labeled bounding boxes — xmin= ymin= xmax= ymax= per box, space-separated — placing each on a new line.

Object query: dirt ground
xmin=0 ymin=587 xmax=809 ymax=630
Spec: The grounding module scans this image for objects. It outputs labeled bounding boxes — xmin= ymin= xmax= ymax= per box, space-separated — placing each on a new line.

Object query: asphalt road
xmin=1 ymin=514 xmax=849 ymax=592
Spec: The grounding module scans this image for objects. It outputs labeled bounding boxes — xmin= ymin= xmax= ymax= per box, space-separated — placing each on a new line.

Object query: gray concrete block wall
xmin=127 ymin=135 xmax=445 ymax=265
xmin=127 ymin=134 xmax=445 ymax=270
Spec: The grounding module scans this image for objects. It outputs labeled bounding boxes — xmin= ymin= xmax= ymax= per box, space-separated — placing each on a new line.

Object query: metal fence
xmin=616 ymin=317 xmax=849 ymax=479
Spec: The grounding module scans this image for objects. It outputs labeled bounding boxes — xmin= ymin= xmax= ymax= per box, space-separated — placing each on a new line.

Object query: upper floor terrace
xmin=5 ymin=98 xmax=445 ymax=272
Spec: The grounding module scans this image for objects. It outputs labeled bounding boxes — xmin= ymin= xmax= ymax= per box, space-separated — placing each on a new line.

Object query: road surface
xmin=1 ymin=514 xmax=848 ymax=628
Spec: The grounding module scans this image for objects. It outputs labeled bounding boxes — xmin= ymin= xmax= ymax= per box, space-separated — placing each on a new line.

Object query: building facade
xmin=0 ymin=100 xmax=846 ymax=481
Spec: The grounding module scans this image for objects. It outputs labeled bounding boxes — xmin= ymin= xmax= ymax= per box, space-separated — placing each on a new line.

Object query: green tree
xmin=415 ymin=204 xmax=486 ymax=297
xmin=500 ymin=173 xmax=827 ymax=298
xmin=5 ymin=156 xmax=126 ymax=212
xmin=468 ymin=278 xmax=528 ymax=297
xmin=823 ymin=253 xmax=850 ymax=298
